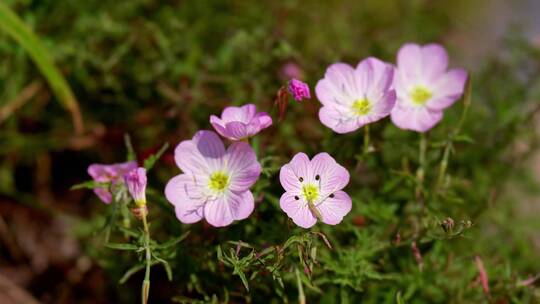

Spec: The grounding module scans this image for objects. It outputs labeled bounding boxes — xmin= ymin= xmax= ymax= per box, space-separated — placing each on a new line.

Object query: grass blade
xmin=0 ymin=3 xmax=84 ymax=134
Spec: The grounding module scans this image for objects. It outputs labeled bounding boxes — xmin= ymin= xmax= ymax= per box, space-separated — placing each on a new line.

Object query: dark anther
xmin=329 ymin=193 xmax=335 ymax=198
xmin=294 ymin=196 xmax=299 ymax=200
xmin=299 ymin=177 xmax=304 ymax=182
xmin=315 ymin=175 xmax=320 ymax=180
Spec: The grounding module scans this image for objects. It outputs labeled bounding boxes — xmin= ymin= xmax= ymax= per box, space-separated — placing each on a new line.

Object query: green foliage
xmin=1 ymin=1 xmax=539 ymax=303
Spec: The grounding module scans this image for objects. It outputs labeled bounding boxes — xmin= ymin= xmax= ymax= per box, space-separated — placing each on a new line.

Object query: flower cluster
xmin=316 ymin=43 xmax=467 ymax=133
xmin=87 ymin=42 xmax=466 ymax=230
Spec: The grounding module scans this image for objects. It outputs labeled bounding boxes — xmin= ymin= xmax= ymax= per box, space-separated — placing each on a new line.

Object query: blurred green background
xmin=1 ymin=0 xmax=540 ymax=303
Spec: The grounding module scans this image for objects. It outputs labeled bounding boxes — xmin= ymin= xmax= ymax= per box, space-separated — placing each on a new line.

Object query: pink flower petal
xmin=397 ymin=43 xmax=423 ymax=81
xmin=224 ymin=121 xmax=249 ymax=140
xmin=421 ymin=43 xmax=449 ymax=81
xmin=279 ymin=164 xmax=301 ymax=193
xmin=355 ymin=57 xmax=394 ymax=98
xmin=316 ymin=191 xmax=352 ymax=225
xmin=94 ymin=188 xmax=112 ymax=204
xmin=229 ymin=191 xmax=255 ymax=221
xmin=226 ymin=142 xmax=261 ymax=192
xmin=310 ymin=153 xmax=350 ymax=195
xmin=315 ymin=63 xmax=357 ymax=106
xmin=165 ymin=174 xmax=206 ymax=224
xmin=203 ymin=195 xmax=233 ymax=227
xmin=279 ymin=192 xmax=317 ymax=228
xmin=253 ymin=112 xmax=273 ymax=129
xmin=221 ymin=104 xmax=256 ymax=123
xmin=391 ymin=104 xmax=443 ymax=132
xmin=174 ymin=130 xmax=225 ymax=175
xmin=369 ymin=90 xmax=397 ymax=119
xmin=286 ymin=152 xmax=312 ymax=184
xmin=319 ymin=105 xmax=359 ymax=134
xmin=427 ymin=68 xmax=468 ymax=111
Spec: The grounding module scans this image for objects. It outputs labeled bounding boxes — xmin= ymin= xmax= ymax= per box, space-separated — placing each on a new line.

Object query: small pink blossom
xmin=87 ymin=161 xmax=137 ymax=203
xmin=124 ymin=167 xmax=147 ymax=206
xmin=288 ymin=79 xmax=311 ymax=101
xmin=165 ymin=130 xmax=261 ymax=227
xmin=315 ymin=57 xmax=396 ymax=133
xmin=279 ymin=152 xmax=352 ymax=228
xmin=210 ymin=104 xmax=272 ymax=141
xmin=281 ymin=62 xmax=303 ymax=79
xmin=391 ymin=43 xmax=468 ymax=132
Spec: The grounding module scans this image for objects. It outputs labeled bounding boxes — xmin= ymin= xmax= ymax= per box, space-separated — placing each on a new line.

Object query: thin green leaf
xmin=0 ymin=2 xmax=84 ymax=134
xmin=144 ymin=142 xmax=170 ymax=170
xmin=124 ymin=134 xmax=136 ymax=161
xmin=105 ymin=243 xmax=138 ymax=251
xmin=119 ymin=264 xmax=145 ymax=284
xmin=70 ymin=180 xmax=109 ymax=190
xmin=154 ymin=231 xmax=190 ymax=249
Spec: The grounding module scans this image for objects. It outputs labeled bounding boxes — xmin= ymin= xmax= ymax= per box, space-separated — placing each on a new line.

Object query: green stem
xmin=436 ymin=142 xmax=452 ymax=190
xmin=363 ymin=124 xmax=370 ymax=154
xmin=415 ymin=133 xmax=427 ymax=210
xmin=141 ymin=213 xmax=151 ymax=304
xmin=295 ymin=268 xmax=306 ymax=304
xmin=437 ymin=78 xmax=471 ymax=191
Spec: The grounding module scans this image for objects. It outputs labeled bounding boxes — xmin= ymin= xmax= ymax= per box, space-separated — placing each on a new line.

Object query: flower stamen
xmin=208 ymin=171 xmax=229 ymax=192
xmin=302 ymin=184 xmax=319 ymax=203
xmin=410 ymin=86 xmax=432 ymax=105
xmin=352 ymin=98 xmax=371 ymax=116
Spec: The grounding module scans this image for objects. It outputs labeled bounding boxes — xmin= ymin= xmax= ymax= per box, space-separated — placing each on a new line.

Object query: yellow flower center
xmin=352 ymin=98 xmax=371 ymax=116
xmin=410 ymin=86 xmax=432 ymax=105
xmin=302 ymin=184 xmax=319 ymax=203
xmin=209 ymin=172 xmax=229 ymax=192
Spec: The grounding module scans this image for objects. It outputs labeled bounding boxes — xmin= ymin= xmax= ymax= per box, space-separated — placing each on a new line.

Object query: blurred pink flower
xmin=391 ymin=43 xmax=468 ymax=132
xmin=281 ymin=62 xmax=303 ymax=79
xmin=124 ymin=167 xmax=147 ymax=206
xmin=210 ymin=104 xmax=272 ymax=141
xmin=279 ymin=152 xmax=351 ymax=228
xmin=315 ymin=57 xmax=396 ymax=133
xmin=475 ymin=255 xmax=490 ymax=296
xmin=165 ymin=130 xmax=261 ymax=227
xmin=87 ymin=161 xmax=137 ymax=203
xmin=288 ymin=78 xmax=311 ymax=101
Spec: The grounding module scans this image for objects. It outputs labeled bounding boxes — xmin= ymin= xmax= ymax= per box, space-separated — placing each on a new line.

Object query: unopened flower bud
xmin=124 ymin=167 xmax=147 ymax=207
xmin=288 ymin=78 xmax=311 ymax=101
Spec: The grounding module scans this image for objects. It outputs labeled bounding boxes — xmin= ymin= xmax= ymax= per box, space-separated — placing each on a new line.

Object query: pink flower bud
xmin=288 ymin=79 xmax=311 ymax=101
xmin=124 ymin=167 xmax=147 ymax=206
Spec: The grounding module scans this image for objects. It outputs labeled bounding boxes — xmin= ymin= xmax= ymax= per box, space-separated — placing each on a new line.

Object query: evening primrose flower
xmin=315 ymin=57 xmax=396 ymax=133
xmin=87 ymin=161 xmax=137 ymax=203
xmin=391 ymin=43 xmax=468 ymax=132
xmin=279 ymin=152 xmax=352 ymax=228
xmin=165 ymin=130 xmax=261 ymax=227
xmin=210 ymin=104 xmax=272 ymax=141
xmin=124 ymin=167 xmax=147 ymax=207
xmin=288 ymin=78 xmax=311 ymax=101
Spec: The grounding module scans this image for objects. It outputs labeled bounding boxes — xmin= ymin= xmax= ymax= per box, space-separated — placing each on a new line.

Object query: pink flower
xmin=124 ymin=167 xmax=147 ymax=206
xmin=279 ymin=152 xmax=352 ymax=228
xmin=210 ymin=104 xmax=272 ymax=141
xmin=288 ymin=79 xmax=311 ymax=101
xmin=391 ymin=43 xmax=468 ymax=132
xmin=315 ymin=57 xmax=396 ymax=134
xmin=165 ymin=130 xmax=262 ymax=227
xmin=87 ymin=161 xmax=137 ymax=203
xmin=281 ymin=62 xmax=302 ymax=79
